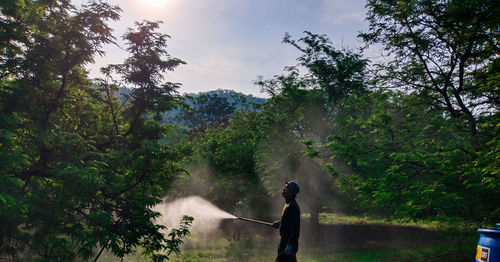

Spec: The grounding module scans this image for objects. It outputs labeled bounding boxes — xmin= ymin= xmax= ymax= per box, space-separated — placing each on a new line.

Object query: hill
xmin=163 ymin=89 xmax=267 ymax=128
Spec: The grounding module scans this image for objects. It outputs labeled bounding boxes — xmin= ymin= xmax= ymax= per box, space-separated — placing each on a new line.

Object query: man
xmin=273 ymin=181 xmax=300 ymax=262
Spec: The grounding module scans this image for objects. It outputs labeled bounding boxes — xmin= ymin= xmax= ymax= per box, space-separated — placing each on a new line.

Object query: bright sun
xmin=146 ymin=0 xmax=168 ymax=7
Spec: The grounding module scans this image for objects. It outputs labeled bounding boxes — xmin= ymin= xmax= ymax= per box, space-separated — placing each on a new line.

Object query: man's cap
xmin=285 ymin=181 xmax=300 ymax=195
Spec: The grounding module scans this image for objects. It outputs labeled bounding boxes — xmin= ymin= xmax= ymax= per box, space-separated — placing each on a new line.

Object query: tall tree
xmin=283 ymin=31 xmax=368 ymax=107
xmin=350 ymin=0 xmax=500 ymax=224
xmin=361 ymin=0 xmax=500 ymax=137
xmin=0 ymin=1 xmax=191 ymax=260
xmin=255 ymin=32 xmax=368 ymax=228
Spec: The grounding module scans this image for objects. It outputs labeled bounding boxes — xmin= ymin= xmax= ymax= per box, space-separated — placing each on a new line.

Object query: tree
xmin=90 ymin=20 xmax=191 ymax=262
xmin=177 ymin=90 xmax=243 ymax=134
xmin=327 ymin=91 xmax=473 ymax=219
xmin=283 ymin=31 xmax=368 ymax=106
xmin=255 ymin=32 xmax=369 ymax=228
xmin=361 ymin=0 xmax=500 ymax=137
xmin=0 ymin=1 xmax=191 ymax=260
xmin=344 ymin=0 xmax=500 ymax=224
xmin=172 ymin=106 xmax=271 ymax=218
xmin=257 ymin=70 xmax=332 ymax=228
xmin=1 ymin=1 xmax=122 ymax=258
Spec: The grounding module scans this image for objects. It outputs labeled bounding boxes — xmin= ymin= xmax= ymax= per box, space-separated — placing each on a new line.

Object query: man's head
xmin=282 ymin=181 xmax=300 ymax=199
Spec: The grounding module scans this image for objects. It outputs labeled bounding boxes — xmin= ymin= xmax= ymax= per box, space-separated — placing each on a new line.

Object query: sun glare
xmin=146 ymin=0 xmax=168 ymax=7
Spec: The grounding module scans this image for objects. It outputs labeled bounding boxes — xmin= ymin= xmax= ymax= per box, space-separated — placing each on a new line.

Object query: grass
xmin=98 ymin=213 xmax=477 ymax=261
xmin=170 ymin=238 xmax=275 ymax=262
xmin=99 ymin=240 xmax=475 ymax=262
xmin=296 ymin=245 xmax=476 ymax=262
xmin=165 ymin=239 xmax=475 ymax=262
xmin=300 ymin=212 xmax=448 ymax=230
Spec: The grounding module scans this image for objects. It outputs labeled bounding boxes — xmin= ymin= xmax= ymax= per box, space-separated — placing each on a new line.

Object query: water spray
xmin=236 ymin=217 xmax=274 ymax=227
xmin=154 ymin=196 xmax=276 ymax=234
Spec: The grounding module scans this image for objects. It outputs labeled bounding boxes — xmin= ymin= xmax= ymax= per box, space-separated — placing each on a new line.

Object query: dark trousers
xmin=276 ymin=238 xmax=297 ymax=262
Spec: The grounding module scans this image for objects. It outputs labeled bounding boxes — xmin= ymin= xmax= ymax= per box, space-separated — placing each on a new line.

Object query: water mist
xmin=153 ymin=195 xmax=236 ymax=233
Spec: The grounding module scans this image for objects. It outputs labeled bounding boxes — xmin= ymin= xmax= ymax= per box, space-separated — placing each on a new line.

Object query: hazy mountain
xmin=164 ymin=89 xmax=267 ymax=127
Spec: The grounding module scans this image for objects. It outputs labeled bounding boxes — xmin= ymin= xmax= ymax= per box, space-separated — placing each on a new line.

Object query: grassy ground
xmin=165 ymin=239 xmax=475 ymax=262
xmin=99 ymin=213 xmax=477 ymax=261
xmin=312 ymin=213 xmax=442 ymax=229
xmin=100 ymin=239 xmax=475 ymax=262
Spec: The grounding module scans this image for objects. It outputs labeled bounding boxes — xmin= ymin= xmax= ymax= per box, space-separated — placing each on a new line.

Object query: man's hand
xmin=284 ymin=244 xmax=292 ymax=255
xmin=272 ymin=221 xmax=280 ymax=229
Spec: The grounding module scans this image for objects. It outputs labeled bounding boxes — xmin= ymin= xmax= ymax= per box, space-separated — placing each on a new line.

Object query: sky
xmin=83 ymin=0 xmax=370 ymax=98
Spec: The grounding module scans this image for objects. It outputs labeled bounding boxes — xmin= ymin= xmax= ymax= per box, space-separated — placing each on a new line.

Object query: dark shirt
xmin=279 ymin=198 xmax=300 ymax=253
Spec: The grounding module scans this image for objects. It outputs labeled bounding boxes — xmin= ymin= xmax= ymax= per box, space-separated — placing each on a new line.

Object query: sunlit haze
xmin=84 ymin=0 xmax=369 ymax=97
xmin=145 ymin=0 xmax=168 ymax=7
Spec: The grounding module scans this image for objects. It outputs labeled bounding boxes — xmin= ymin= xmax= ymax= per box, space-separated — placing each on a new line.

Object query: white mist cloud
xmin=153 ymin=195 xmax=236 ymax=234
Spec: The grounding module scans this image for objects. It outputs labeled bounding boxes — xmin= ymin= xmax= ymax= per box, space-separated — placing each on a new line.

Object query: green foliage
xmin=302 ymin=140 xmax=322 ymax=158
xmin=177 ymin=92 xmax=238 ymax=133
xmin=103 ymin=20 xmax=185 ymax=124
xmin=360 ymin=0 xmax=500 ymax=136
xmin=174 ymin=109 xmax=269 ymax=213
xmin=310 ymin=0 xmax=500 ymax=224
xmin=1 ymin=0 xmax=497 ymax=260
xmin=254 ymin=32 xmax=369 ymax=226
xmin=254 ymin=20 xmax=498 ymax=226
xmin=0 ymin=1 xmax=191 ymax=260
xmin=283 ymin=31 xmax=368 ymax=105
xmin=327 ymin=90 xmax=499 ymax=223
xmin=144 ymin=215 xmax=193 ymax=262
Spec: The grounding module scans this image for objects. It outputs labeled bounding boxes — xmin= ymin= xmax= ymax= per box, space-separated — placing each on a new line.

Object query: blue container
xmin=476 ymin=223 xmax=500 ymax=262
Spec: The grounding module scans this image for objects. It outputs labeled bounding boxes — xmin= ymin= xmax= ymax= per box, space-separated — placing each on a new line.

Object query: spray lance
xmin=232 ymin=200 xmax=275 ymax=227
xmin=236 ymin=217 xmax=274 ymax=227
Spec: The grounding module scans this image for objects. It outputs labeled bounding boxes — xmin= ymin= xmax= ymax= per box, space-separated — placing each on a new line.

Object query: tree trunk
xmin=309 ymin=203 xmax=321 ymax=232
